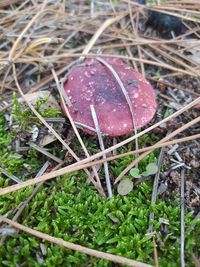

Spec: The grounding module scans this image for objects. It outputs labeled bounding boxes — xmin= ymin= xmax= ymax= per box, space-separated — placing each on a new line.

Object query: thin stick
xmin=148 ymin=148 xmax=165 ymax=233
xmin=75 ymin=122 xmax=100 ymax=134
xmin=128 ymin=4 xmax=145 ymax=76
xmin=180 ymin=169 xmax=185 ymax=267
xmin=13 ymin=65 xmax=78 ymax=160
xmin=90 ymin=105 xmax=112 ymax=198
xmin=0 ymin=169 xmax=22 ymax=184
xmin=9 ymin=9 xmax=58 ymax=61
xmin=0 ymin=216 xmax=153 ymax=267
xmin=18 ymin=53 xmax=199 ymax=77
xmin=0 ymin=161 xmax=50 ymax=244
xmin=96 ymin=57 xmax=139 ymax=165
xmin=0 ymin=133 xmax=199 ymax=197
xmin=11 ymin=161 xmax=60 ymax=223
xmin=153 ymin=236 xmax=159 ymax=267
xmin=29 ymin=61 xmax=79 ymax=93
xmin=29 ymin=142 xmax=62 ymax=163
xmin=12 ymin=64 xmax=92 ymax=180
xmin=80 ymin=13 xmax=127 ymax=60
xmin=52 ymin=69 xmax=105 ymax=197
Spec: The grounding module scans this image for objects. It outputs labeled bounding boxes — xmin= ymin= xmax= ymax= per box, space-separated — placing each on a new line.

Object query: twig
xmin=12 ymin=63 xmax=93 ymax=182
xmin=180 ymin=169 xmax=185 ymax=267
xmin=0 ymin=216 xmax=154 ymax=267
xmin=90 ymin=105 xmax=112 ymax=198
xmin=80 ymin=13 xmax=127 ymax=60
xmin=0 ymin=133 xmax=199 ymax=197
xmin=90 ymin=0 xmax=95 ymax=18
xmin=29 ymin=142 xmax=62 ymax=163
xmin=0 ymin=168 xmax=22 ymax=184
xmin=52 ymin=68 xmax=105 ymax=197
xmin=75 ymin=121 xmax=102 ymax=134
xmin=96 ymin=57 xmax=139 ymax=165
xmin=153 ymin=236 xmax=159 ymax=267
xmin=148 ymin=148 xmax=165 ymax=233
xmin=44 ymin=117 xmax=66 ymax=123
xmin=18 ymin=53 xmax=200 ymax=77
xmin=0 ymin=161 xmax=50 ymax=244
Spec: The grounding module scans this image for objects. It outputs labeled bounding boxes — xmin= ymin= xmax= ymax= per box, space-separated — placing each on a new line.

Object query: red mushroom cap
xmin=63 ymin=57 xmax=157 ymax=137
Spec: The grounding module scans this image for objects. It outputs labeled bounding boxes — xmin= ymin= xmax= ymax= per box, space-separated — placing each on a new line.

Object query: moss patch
xmin=0 ymin=100 xmax=199 ymax=267
xmin=0 ymin=173 xmax=200 ymax=267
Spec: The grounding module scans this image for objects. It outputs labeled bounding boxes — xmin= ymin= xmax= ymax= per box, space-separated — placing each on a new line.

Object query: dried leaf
xmin=22 ymin=91 xmax=60 ymax=110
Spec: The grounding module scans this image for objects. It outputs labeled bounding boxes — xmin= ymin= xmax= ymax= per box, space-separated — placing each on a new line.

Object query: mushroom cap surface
xmin=63 ymin=57 xmax=157 ymax=136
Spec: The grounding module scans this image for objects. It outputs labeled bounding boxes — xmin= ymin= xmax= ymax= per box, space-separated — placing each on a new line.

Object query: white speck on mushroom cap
xmin=133 ymin=93 xmax=139 ymax=98
xmin=90 ymin=68 xmax=97 ymax=75
xmin=84 ymin=71 xmax=91 ymax=78
xmin=63 ymin=57 xmax=157 ymax=136
xmin=142 ymin=103 xmax=147 ymax=108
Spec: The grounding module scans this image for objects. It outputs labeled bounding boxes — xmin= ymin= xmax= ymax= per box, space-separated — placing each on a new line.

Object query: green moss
xmin=0 ymin=98 xmax=199 ymax=267
xmin=12 ymin=93 xmax=61 ymax=128
xmin=0 ymin=95 xmax=63 ymax=181
xmin=112 ymin=133 xmax=159 ymax=177
xmin=0 ymin=174 xmax=199 ymax=267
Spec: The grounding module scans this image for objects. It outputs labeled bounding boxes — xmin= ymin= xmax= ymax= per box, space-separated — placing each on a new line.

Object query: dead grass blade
xmin=12 ymin=63 xmax=98 ymax=184
xmin=0 ymin=92 xmax=199 ymax=197
xmin=90 ymin=105 xmax=112 ymax=198
xmin=96 ymin=56 xmax=139 ymax=165
xmin=53 ymin=68 xmax=105 ymax=196
xmin=0 ymin=133 xmax=199 ymax=197
xmin=0 ymin=216 xmax=154 ymax=267
xmin=0 ymin=0 xmax=22 ymax=8
xmin=0 ymin=161 xmax=50 ymax=244
xmin=148 ymin=148 xmax=165 ymax=234
xmin=81 ymin=13 xmax=127 ymax=60
xmin=16 ymin=53 xmax=199 ymax=77
xmin=29 ymin=142 xmax=62 ymax=163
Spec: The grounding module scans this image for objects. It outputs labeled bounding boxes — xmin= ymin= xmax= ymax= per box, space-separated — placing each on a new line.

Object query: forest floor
xmin=0 ymin=0 xmax=200 ymax=266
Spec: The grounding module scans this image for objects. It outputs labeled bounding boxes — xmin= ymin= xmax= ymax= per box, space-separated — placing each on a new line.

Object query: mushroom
xmin=62 ymin=57 xmax=157 ymax=136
